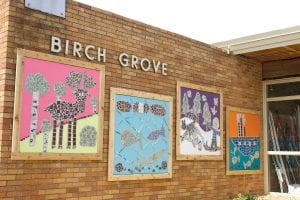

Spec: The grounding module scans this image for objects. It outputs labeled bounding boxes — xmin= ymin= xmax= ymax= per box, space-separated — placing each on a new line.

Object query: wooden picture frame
xmin=11 ymin=49 xmax=105 ymax=160
xmin=108 ymin=87 xmax=173 ymax=181
xmin=226 ymin=106 xmax=262 ymax=175
xmin=176 ymin=81 xmax=223 ymax=160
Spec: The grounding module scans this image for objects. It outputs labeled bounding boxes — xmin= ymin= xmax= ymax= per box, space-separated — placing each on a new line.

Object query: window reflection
xmin=268 ymin=101 xmax=300 ymax=152
xmin=268 ymin=82 xmax=300 ymax=98
xmin=269 ymin=155 xmax=300 ymax=194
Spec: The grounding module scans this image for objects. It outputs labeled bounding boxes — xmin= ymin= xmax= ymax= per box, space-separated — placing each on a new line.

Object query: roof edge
xmin=212 ymin=25 xmax=300 ymax=55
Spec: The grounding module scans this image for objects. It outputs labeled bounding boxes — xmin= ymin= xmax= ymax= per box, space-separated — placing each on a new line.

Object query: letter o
xmin=140 ymin=58 xmax=151 ymax=71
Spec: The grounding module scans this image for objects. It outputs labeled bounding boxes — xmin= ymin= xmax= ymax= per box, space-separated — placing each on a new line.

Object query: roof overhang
xmin=212 ymin=25 xmax=300 ymax=56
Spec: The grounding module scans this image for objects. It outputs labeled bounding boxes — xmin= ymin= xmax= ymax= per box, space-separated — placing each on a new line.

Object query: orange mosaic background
xmin=228 ymin=111 xmax=261 ymax=137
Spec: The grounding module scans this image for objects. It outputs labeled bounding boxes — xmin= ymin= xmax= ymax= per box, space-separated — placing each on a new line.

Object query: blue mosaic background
xmin=229 ymin=137 xmax=260 ymax=171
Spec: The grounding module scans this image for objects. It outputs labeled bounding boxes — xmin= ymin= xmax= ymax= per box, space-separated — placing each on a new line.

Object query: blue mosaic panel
xmin=113 ymin=94 xmax=170 ymax=175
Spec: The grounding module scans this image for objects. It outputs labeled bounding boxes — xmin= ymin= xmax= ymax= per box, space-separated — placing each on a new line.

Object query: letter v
xmin=153 ymin=60 xmax=161 ymax=73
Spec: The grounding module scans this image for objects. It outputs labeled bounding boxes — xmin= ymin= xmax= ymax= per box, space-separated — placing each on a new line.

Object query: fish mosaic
xmin=137 ymin=149 xmax=165 ymax=166
xmin=231 ymin=156 xmax=240 ymax=165
xmin=117 ymin=101 xmax=131 ymax=112
xmin=151 ymin=104 xmax=166 ymax=116
xmin=250 ymin=151 xmax=259 ymax=162
xmin=113 ymin=93 xmax=170 ymax=176
xmin=243 ymin=160 xmax=252 ymax=169
xmin=119 ymin=128 xmax=142 ymax=149
xmin=147 ymin=125 xmax=165 ymax=140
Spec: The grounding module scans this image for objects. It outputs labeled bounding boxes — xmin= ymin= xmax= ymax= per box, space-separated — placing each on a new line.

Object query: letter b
xmin=51 ymin=36 xmax=61 ymax=53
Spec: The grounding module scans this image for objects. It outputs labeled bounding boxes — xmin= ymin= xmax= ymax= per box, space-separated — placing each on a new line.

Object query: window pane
xmin=267 ymin=82 xmax=300 ymax=98
xmin=269 ymin=155 xmax=300 ymax=194
xmin=268 ymin=100 xmax=300 ymax=151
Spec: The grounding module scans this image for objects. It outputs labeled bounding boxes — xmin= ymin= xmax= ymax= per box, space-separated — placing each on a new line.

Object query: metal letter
xmin=65 ymin=39 xmax=69 ymax=55
xmin=140 ymin=58 xmax=151 ymax=71
xmin=131 ymin=55 xmax=138 ymax=69
xmin=119 ymin=53 xmax=129 ymax=67
xmin=51 ymin=36 xmax=61 ymax=53
xmin=97 ymin=48 xmax=106 ymax=63
xmin=85 ymin=45 xmax=95 ymax=61
xmin=73 ymin=42 xmax=82 ymax=58
xmin=162 ymin=63 xmax=168 ymax=76
xmin=152 ymin=60 xmax=161 ymax=73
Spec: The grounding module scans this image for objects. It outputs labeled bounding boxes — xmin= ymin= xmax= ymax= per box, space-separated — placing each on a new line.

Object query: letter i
xmin=65 ymin=40 xmax=69 ymax=55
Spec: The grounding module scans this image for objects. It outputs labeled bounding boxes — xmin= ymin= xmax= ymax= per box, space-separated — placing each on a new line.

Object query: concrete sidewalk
xmin=259 ymin=194 xmax=300 ymax=200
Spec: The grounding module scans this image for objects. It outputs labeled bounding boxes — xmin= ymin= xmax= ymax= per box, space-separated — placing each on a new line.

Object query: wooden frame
xmin=226 ymin=106 xmax=262 ymax=175
xmin=12 ymin=49 xmax=105 ymax=160
xmin=108 ymin=87 xmax=173 ymax=181
xmin=176 ymin=81 xmax=223 ymax=160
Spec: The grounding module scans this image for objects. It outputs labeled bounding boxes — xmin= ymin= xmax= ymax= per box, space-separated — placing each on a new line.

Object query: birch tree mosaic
xmin=108 ymin=88 xmax=173 ymax=181
xmin=12 ymin=50 xmax=105 ymax=160
xmin=90 ymin=96 xmax=99 ymax=114
xmin=41 ymin=120 xmax=51 ymax=152
xmin=176 ymin=82 xmax=223 ymax=160
xmin=192 ymin=92 xmax=201 ymax=122
xmin=25 ymin=73 xmax=49 ymax=146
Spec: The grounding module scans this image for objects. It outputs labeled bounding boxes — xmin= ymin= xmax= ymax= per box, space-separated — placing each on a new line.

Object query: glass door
xmin=264 ymin=78 xmax=300 ymax=195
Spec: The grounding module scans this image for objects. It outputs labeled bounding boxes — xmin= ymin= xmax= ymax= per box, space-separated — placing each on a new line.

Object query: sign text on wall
xmin=118 ymin=53 xmax=167 ymax=76
xmin=51 ymin=36 xmax=168 ymax=76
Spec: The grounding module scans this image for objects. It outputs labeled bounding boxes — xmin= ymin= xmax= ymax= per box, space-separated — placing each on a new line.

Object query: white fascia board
xmin=212 ymin=25 xmax=300 ymax=55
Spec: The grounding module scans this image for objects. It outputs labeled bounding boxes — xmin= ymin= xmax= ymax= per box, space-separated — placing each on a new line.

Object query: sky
xmin=75 ymin=0 xmax=300 ymax=44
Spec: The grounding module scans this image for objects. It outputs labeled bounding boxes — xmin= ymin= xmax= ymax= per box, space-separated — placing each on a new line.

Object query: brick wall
xmin=0 ymin=0 xmax=263 ymax=199
xmin=0 ymin=0 xmax=10 ymax=160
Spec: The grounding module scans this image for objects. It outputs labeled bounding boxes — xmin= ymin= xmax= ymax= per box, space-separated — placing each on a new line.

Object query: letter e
xmin=162 ymin=63 xmax=168 ymax=76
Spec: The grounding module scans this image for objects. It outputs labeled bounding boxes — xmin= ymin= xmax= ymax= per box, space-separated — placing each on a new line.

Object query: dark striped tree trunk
xmin=52 ymin=120 xmax=57 ymax=149
xmin=58 ymin=121 xmax=63 ymax=149
xmin=72 ymin=118 xmax=77 ymax=149
xmin=67 ymin=120 xmax=72 ymax=149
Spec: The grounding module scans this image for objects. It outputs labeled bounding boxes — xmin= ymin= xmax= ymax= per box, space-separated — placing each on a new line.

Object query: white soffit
xmin=212 ymin=26 xmax=300 ymax=55
xmin=25 ymin=0 xmax=66 ymax=18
